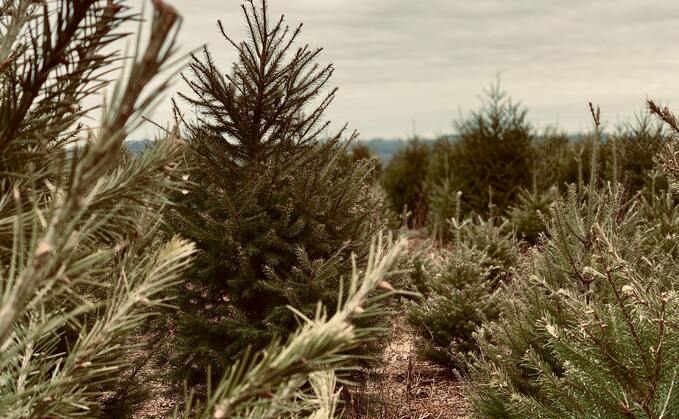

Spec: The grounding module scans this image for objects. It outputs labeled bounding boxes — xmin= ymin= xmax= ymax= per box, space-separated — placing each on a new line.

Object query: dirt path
xmin=346 ymin=313 xmax=468 ymax=419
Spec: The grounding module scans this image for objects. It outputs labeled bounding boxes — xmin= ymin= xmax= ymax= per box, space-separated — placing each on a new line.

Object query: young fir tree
xmin=167 ymin=0 xmax=383 ymax=378
xmin=531 ymin=129 xmax=579 ymax=191
xmin=407 ymin=246 xmax=501 ymax=370
xmin=182 ymin=236 xmax=406 ymax=419
xmin=408 ymin=197 xmax=517 ymax=370
xmin=508 ymin=183 xmax=558 ymax=244
xmin=610 ymin=112 xmax=672 ymax=194
xmin=0 ymin=0 xmax=195 ymax=416
xmin=428 ymin=178 xmax=461 ymax=242
xmin=464 ymin=102 xmax=679 ymax=417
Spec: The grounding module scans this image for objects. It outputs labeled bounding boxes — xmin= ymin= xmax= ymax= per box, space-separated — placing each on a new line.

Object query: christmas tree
xmin=428 ymin=82 xmax=534 ymax=217
xmin=381 ymin=138 xmax=431 ymax=227
xmin=167 ymin=0 xmax=384 ymax=379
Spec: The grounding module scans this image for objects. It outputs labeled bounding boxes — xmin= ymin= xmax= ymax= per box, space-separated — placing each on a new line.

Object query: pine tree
xmin=464 ymin=105 xmax=679 ymax=419
xmin=407 ymin=246 xmax=500 ymax=370
xmin=452 ymin=214 xmax=519 ymax=287
xmin=167 ymin=0 xmax=383 ymax=379
xmin=532 ymin=129 xmax=579 ymax=192
xmin=611 ymin=112 xmax=672 ymax=194
xmin=428 ymin=178 xmax=461 ymax=242
xmin=181 ymin=236 xmax=406 ymax=419
xmin=508 ymin=184 xmax=557 ymax=244
xmin=0 ymin=0 xmax=195 ymax=416
xmin=342 ymin=142 xmax=382 ymax=183
xmin=408 ymin=201 xmax=517 ymax=370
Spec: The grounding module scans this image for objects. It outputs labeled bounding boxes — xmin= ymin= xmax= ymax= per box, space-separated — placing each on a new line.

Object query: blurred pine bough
xmin=0 ymin=0 xmax=406 ymax=417
xmin=0 ymin=0 xmax=195 ymax=416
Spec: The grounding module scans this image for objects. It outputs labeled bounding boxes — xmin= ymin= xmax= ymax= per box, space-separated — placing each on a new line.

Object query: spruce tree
xmin=167 ymin=0 xmax=383 ymax=378
xmin=532 ymin=129 xmax=579 ymax=192
xmin=0 ymin=0 xmax=195 ymax=416
xmin=408 ymin=204 xmax=517 ymax=370
xmin=341 ymin=142 xmax=382 ymax=184
xmin=508 ymin=184 xmax=557 ymax=244
xmin=407 ymin=246 xmax=500 ymax=370
xmin=184 ymin=236 xmax=406 ymax=419
xmin=610 ymin=112 xmax=671 ymax=193
xmin=429 ymin=82 xmax=534 ymax=216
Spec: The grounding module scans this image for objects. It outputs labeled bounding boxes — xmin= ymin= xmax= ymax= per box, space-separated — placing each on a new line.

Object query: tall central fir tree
xmin=167 ymin=0 xmax=383 ymax=379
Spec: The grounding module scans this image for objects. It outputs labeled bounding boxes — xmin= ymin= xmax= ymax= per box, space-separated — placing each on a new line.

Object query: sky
xmin=128 ymin=0 xmax=679 ymax=140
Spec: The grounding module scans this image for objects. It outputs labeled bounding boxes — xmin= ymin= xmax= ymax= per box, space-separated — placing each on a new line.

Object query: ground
xmin=345 ymin=313 xmax=468 ymax=419
xmin=107 ymin=312 xmax=468 ymax=418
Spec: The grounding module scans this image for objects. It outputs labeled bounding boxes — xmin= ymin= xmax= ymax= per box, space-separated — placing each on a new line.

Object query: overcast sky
xmin=129 ymin=0 xmax=679 ymax=139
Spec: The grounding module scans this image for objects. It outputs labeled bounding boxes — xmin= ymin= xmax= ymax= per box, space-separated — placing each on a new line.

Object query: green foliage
xmin=0 ymin=1 xmax=195 ymax=416
xmin=508 ymin=185 xmax=558 ymax=244
xmin=407 ymin=247 xmax=500 ymax=370
xmin=180 ymin=237 xmax=406 ymax=419
xmin=428 ymin=176 xmax=462 ymax=242
xmin=532 ymin=129 xmax=579 ymax=191
xmin=452 ymin=215 xmax=519 ymax=286
xmin=609 ymin=113 xmax=671 ymax=193
xmin=167 ymin=1 xmax=383 ymax=380
xmin=430 ymin=83 xmax=534 ymax=216
xmin=380 ymin=138 xmax=431 ymax=227
xmin=464 ymin=176 xmax=679 ymax=418
xmin=407 ymin=209 xmax=518 ymax=369
xmin=342 ymin=142 xmax=382 ymax=183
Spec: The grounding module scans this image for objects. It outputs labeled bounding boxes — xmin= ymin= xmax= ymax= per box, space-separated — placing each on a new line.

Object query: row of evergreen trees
xmin=379 ymin=85 xmax=672 ymax=235
xmin=6 ymin=0 xmax=679 ymax=417
xmin=403 ymin=95 xmax=679 ymax=417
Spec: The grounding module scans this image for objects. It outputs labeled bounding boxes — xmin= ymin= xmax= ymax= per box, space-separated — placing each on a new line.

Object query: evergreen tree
xmin=428 ymin=178 xmax=461 ymax=242
xmin=408 ymin=204 xmax=517 ymax=370
xmin=508 ymin=184 xmax=558 ymax=244
xmin=184 ymin=236 xmax=406 ymax=419
xmin=407 ymin=246 xmax=500 ymax=370
xmin=167 ymin=0 xmax=383 ymax=379
xmin=430 ymin=82 xmax=534 ymax=216
xmin=342 ymin=142 xmax=382 ymax=183
xmin=0 ymin=0 xmax=195 ymax=416
xmin=380 ymin=137 xmax=431 ymax=227
xmin=466 ymin=185 xmax=679 ymax=418
xmin=610 ymin=112 xmax=671 ymax=194
xmin=532 ymin=129 xmax=579 ymax=191
xmin=452 ymin=214 xmax=519 ymax=286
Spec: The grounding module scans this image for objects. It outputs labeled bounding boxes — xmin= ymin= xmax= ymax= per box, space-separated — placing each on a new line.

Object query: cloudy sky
xmin=130 ymin=0 xmax=679 ymax=139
